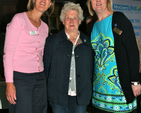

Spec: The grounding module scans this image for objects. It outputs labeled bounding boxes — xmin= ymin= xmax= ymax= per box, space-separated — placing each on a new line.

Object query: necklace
xmin=70 ymin=38 xmax=76 ymax=41
xmin=69 ymin=35 xmax=79 ymax=45
xmin=30 ymin=11 xmax=40 ymax=28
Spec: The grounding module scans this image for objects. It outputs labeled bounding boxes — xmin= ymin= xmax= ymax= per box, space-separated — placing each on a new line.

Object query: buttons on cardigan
xmin=75 ymin=55 xmax=79 ymax=58
xmin=38 ymin=67 xmax=40 ymax=71
xmin=67 ymin=54 xmax=79 ymax=57
xmin=67 ymin=55 xmax=71 ymax=57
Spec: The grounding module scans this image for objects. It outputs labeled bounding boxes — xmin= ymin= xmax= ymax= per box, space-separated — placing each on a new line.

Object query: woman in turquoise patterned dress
xmin=87 ymin=0 xmax=141 ymax=113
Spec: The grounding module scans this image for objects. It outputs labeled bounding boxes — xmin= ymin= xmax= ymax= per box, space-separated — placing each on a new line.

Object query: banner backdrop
xmin=113 ymin=0 xmax=141 ymax=41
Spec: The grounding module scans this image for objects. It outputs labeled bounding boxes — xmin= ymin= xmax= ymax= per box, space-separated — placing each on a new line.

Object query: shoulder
xmin=48 ymin=30 xmax=64 ymax=40
xmin=113 ymin=11 xmax=129 ymax=22
xmin=46 ymin=33 xmax=58 ymax=44
xmin=46 ymin=30 xmax=66 ymax=45
xmin=113 ymin=11 xmax=125 ymax=17
xmin=12 ymin=12 xmax=26 ymax=21
xmin=112 ymin=11 xmax=132 ymax=29
xmin=47 ymin=33 xmax=57 ymax=39
xmin=7 ymin=12 xmax=26 ymax=29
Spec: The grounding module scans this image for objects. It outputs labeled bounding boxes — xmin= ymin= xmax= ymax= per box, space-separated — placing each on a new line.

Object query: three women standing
xmin=4 ymin=0 xmax=141 ymax=113
xmin=3 ymin=0 xmax=54 ymax=113
xmin=87 ymin=0 xmax=141 ymax=113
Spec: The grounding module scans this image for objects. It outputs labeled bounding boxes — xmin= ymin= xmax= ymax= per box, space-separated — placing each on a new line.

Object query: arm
xmin=3 ymin=14 xmax=23 ymax=104
xmin=43 ymin=35 xmax=55 ymax=78
xmin=121 ymin=14 xmax=141 ymax=96
xmin=3 ymin=14 xmax=22 ymax=82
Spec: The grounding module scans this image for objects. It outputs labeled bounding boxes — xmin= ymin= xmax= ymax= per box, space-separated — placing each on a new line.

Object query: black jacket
xmin=112 ymin=12 xmax=139 ymax=103
xmin=43 ymin=29 xmax=93 ymax=105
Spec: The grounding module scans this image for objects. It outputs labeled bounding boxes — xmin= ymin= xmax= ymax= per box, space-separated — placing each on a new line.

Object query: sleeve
xmin=121 ymin=14 xmax=140 ymax=81
xmin=43 ymin=35 xmax=55 ymax=78
xmin=3 ymin=14 xmax=23 ymax=83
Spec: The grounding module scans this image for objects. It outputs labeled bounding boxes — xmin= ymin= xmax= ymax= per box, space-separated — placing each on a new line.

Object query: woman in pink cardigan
xmin=3 ymin=0 xmax=54 ymax=113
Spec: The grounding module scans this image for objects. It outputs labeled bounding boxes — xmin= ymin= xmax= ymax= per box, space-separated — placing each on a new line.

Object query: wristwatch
xmin=131 ymin=82 xmax=140 ymax=86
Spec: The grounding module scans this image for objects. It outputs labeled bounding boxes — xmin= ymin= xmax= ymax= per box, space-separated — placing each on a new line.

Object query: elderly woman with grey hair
xmin=43 ymin=2 xmax=93 ymax=113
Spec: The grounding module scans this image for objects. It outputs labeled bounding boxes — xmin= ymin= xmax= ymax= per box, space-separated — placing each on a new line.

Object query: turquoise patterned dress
xmin=91 ymin=14 xmax=137 ymax=112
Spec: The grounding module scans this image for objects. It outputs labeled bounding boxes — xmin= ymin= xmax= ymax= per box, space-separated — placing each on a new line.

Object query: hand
xmin=131 ymin=84 xmax=141 ymax=97
xmin=6 ymin=83 xmax=17 ymax=104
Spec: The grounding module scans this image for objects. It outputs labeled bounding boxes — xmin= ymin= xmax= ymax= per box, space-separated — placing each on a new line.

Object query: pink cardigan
xmin=3 ymin=12 xmax=49 ymax=82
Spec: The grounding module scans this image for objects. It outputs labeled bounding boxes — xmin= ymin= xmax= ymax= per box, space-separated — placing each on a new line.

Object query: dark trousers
xmin=8 ymin=71 xmax=47 ymax=113
xmin=49 ymin=96 xmax=87 ymax=113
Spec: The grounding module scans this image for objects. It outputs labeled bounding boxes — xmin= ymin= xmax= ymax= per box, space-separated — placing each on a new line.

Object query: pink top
xmin=3 ymin=12 xmax=49 ymax=82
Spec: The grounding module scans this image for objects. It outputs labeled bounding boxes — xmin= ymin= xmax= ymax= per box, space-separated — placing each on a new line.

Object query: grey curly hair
xmin=60 ymin=2 xmax=84 ymax=22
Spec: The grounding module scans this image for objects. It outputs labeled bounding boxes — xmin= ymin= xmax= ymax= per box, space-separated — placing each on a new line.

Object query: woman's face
xmin=63 ymin=10 xmax=81 ymax=34
xmin=33 ymin=0 xmax=51 ymax=13
xmin=91 ymin=0 xmax=108 ymax=14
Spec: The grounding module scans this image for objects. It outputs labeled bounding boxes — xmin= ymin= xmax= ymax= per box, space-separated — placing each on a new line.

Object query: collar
xmin=65 ymin=31 xmax=80 ymax=39
xmin=65 ymin=31 xmax=80 ymax=45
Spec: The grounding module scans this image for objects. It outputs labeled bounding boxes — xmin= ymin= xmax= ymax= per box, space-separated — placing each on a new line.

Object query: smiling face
xmin=33 ymin=0 xmax=51 ymax=13
xmin=91 ymin=0 xmax=108 ymax=14
xmin=63 ymin=10 xmax=81 ymax=34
